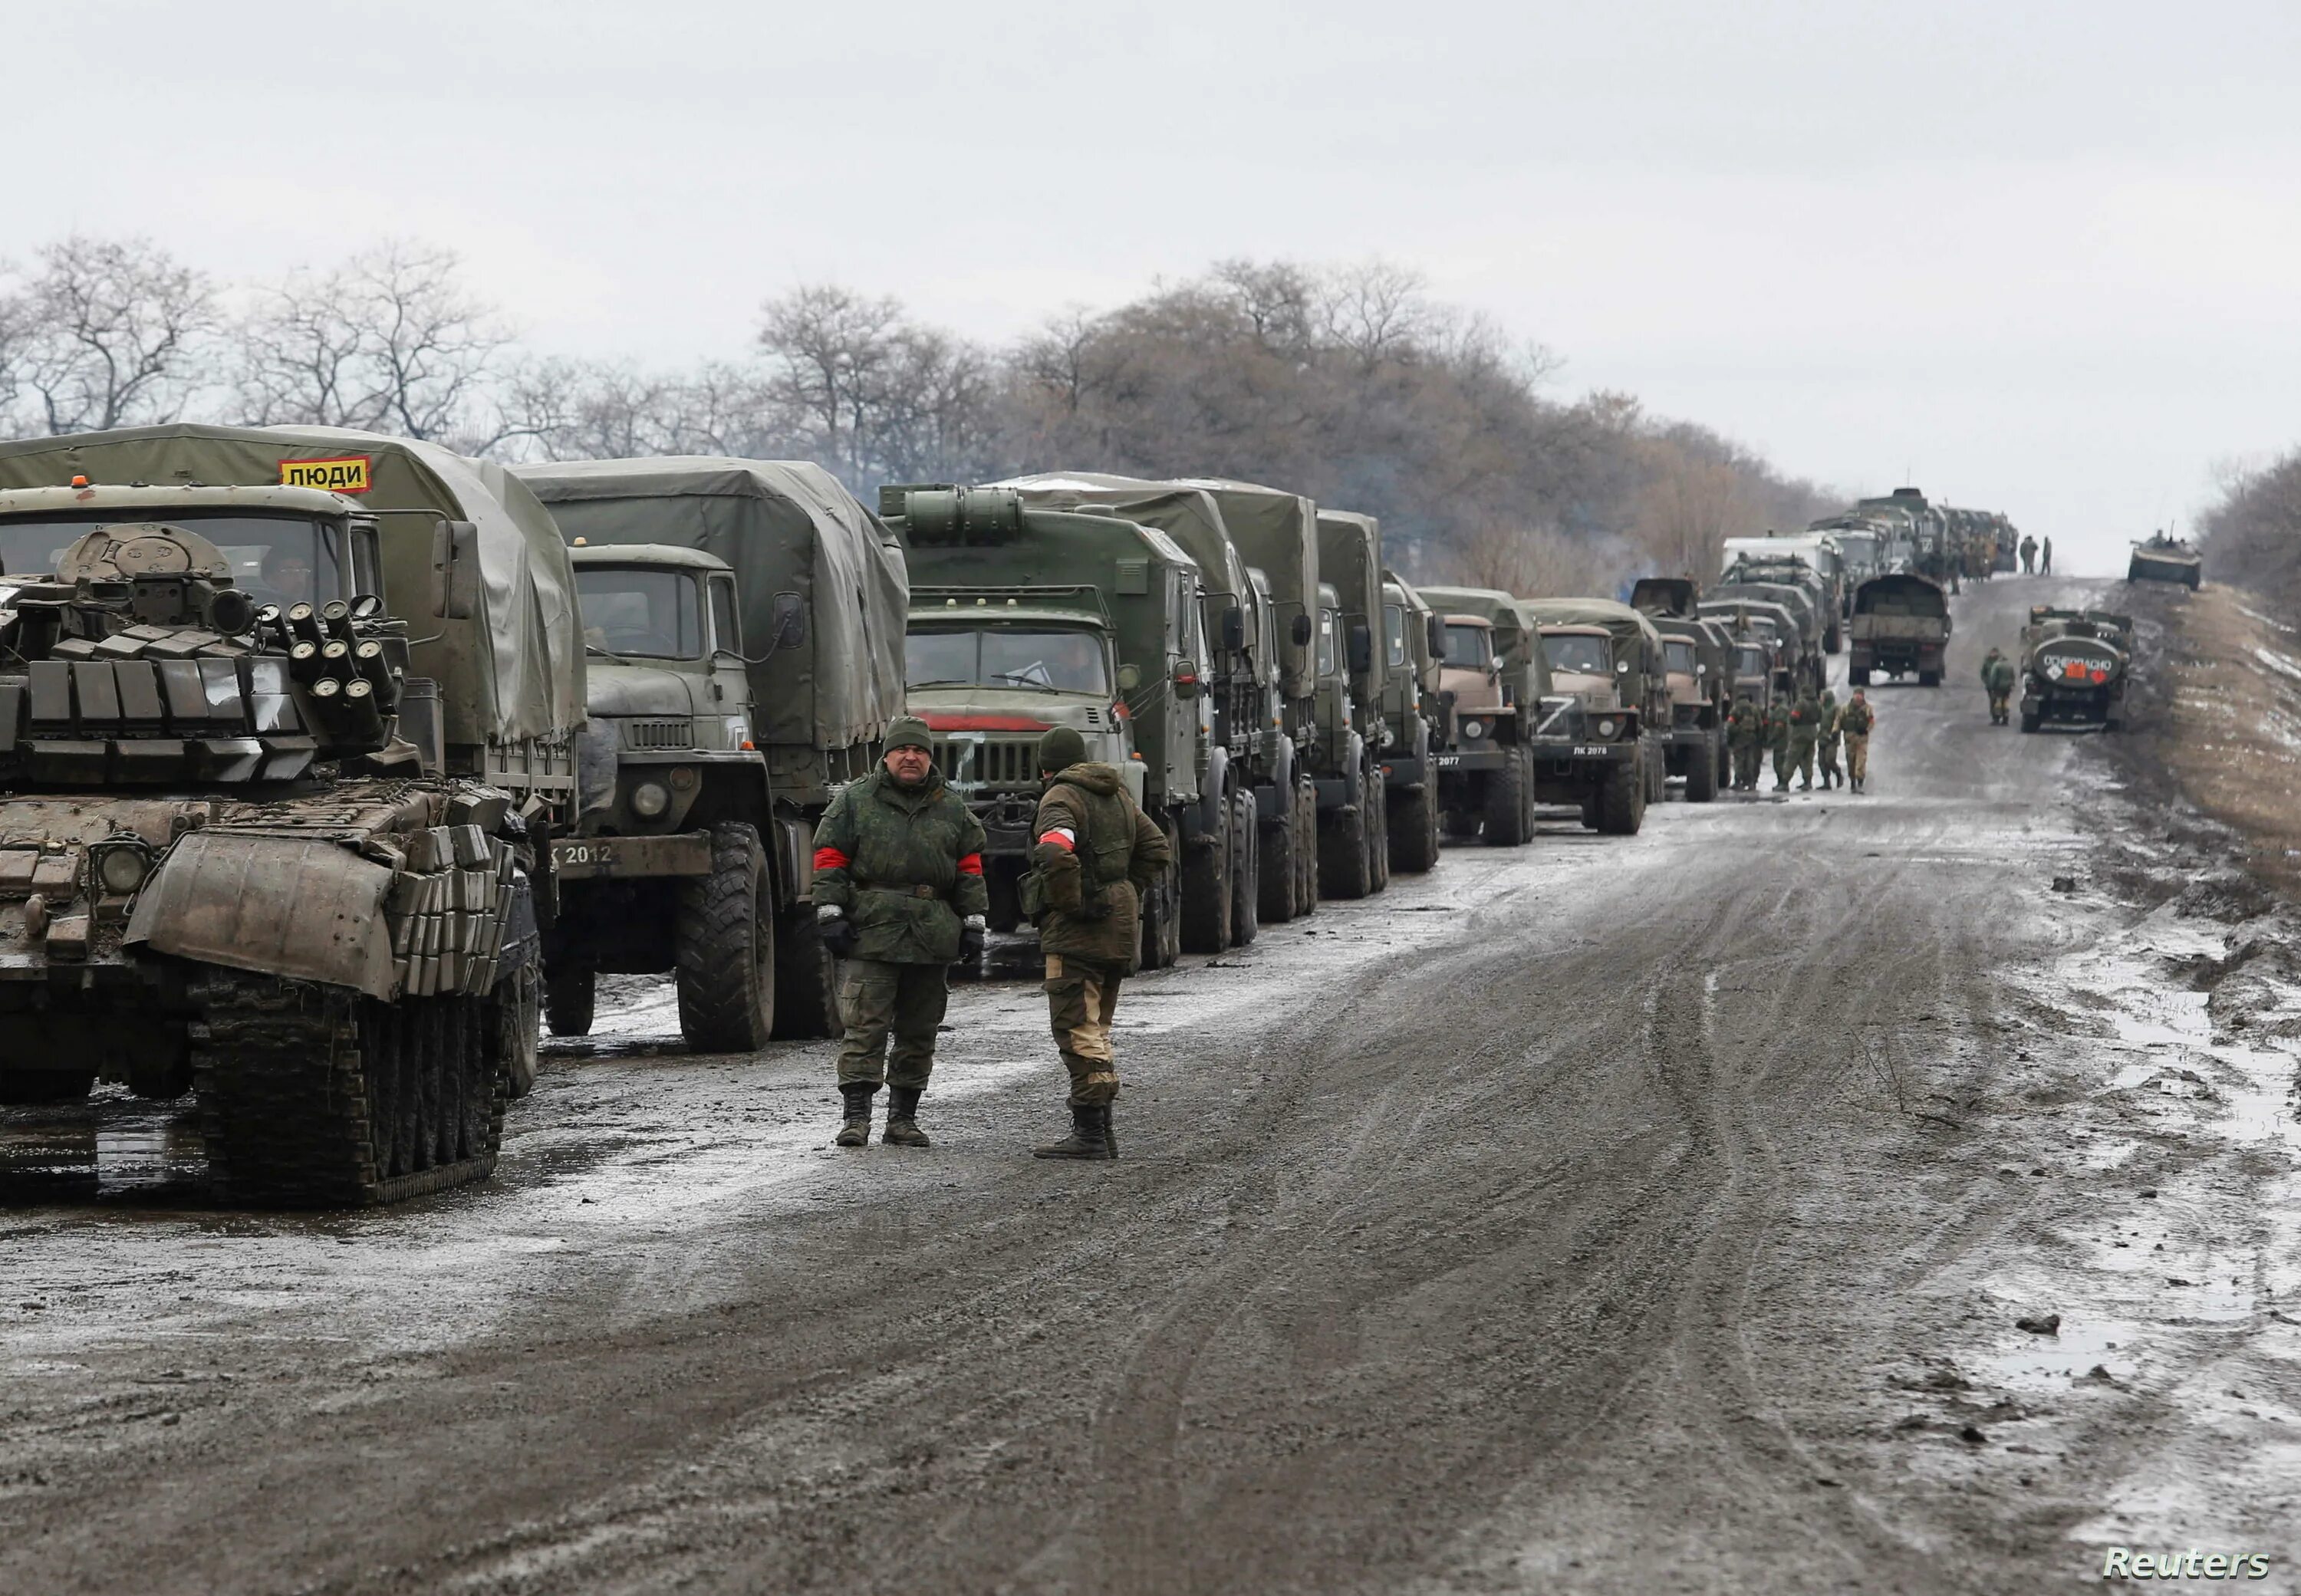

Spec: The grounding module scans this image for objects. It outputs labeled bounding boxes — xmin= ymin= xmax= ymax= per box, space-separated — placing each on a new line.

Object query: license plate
xmin=1434 ymin=753 xmax=1462 ymax=768
xmin=1570 ymin=745 xmax=1614 ymax=758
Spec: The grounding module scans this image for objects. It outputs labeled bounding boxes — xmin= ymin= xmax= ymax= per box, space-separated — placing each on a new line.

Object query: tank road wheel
xmin=675 ymin=823 xmax=775 ymax=1053
xmin=544 ymin=963 xmax=594 ymax=1038
xmin=1258 ymin=791 xmax=1299 ymax=924
xmin=1293 ymin=781 xmax=1320 ymax=916
xmin=1483 ymin=750 xmax=1530 ymax=847
xmin=191 ymin=973 xmax=507 ymax=1207
xmin=771 ymin=903 xmax=843 ymax=1040
xmin=1366 ymin=767 xmax=1391 ymax=892
xmin=1686 ymin=730 xmax=1720 ymax=803
xmin=1388 ymin=782 xmax=1440 ymax=874
xmin=1598 ymin=759 xmax=1646 ymax=836
xmin=1318 ymin=791 xmax=1374 ymax=900
xmin=1228 ymin=790 xmax=1261 ymax=947
xmin=492 ymin=963 xmax=542 ymax=1099
xmin=1180 ymin=802 xmax=1235 ymax=955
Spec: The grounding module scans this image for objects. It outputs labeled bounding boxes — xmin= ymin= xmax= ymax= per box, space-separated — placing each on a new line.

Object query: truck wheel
xmin=772 ymin=907 xmax=842 ymax=1040
xmin=1825 ymin=620 xmax=1843 ymax=654
xmin=2020 ymin=709 xmax=2040 ymax=733
xmin=1140 ymin=821 xmax=1183 ymax=969
xmin=1849 ymin=666 xmax=1870 ymax=686
xmin=1580 ymin=796 xmax=1601 ymax=831
xmin=1229 ymin=791 xmax=1260 ymax=946
xmin=0 ymin=1068 xmax=97 ymax=1104
xmin=1388 ymin=784 xmax=1439 ymax=874
xmin=1367 ymin=768 xmax=1391 ymax=891
xmin=1317 ymin=796 xmax=1374 ymax=899
xmin=1258 ymin=797 xmax=1299 ymax=924
xmin=1180 ymin=811 xmax=1234 ymax=955
xmin=2103 ymin=716 xmax=2124 ymax=733
xmin=1686 ymin=731 xmax=1720 ymax=802
xmin=1598 ymin=760 xmax=1645 ymax=835
xmin=1918 ymin=670 xmax=1941 ymax=688
xmin=491 ymin=963 xmax=542 ymax=1099
xmin=675 ymin=823 xmax=775 ymax=1053
xmin=545 ymin=966 xmax=594 ymax=1038
xmin=1482 ymin=750 xmax=1530 ymax=846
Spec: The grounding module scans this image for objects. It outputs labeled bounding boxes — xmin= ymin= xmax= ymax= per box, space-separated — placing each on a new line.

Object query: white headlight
xmin=1595 ymin=717 xmax=1621 ymax=739
xmin=630 ymin=782 xmax=671 ymax=818
xmin=97 ymin=847 xmax=150 ymax=894
xmin=1461 ymin=718 xmax=1486 ymax=739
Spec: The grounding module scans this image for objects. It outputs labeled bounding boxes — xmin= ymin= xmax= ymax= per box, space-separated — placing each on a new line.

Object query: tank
xmin=2128 ymin=533 xmax=2203 ymax=589
xmin=2020 ymin=606 xmax=2132 ymax=732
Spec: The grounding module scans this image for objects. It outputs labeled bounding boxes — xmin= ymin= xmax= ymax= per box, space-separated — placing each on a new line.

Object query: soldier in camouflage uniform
xmin=1838 ymin=688 xmax=1876 ymax=792
xmin=811 ymin=716 xmax=989 ymax=1148
xmin=1816 ymin=689 xmax=1844 ymax=789
xmin=1764 ymin=695 xmax=1794 ymax=791
xmin=1981 ymin=647 xmax=2017 ymax=726
xmin=1726 ymin=692 xmax=1765 ymax=791
xmin=1028 ymin=726 xmax=1172 ymax=1160
xmin=1786 ymin=688 xmax=1823 ymax=791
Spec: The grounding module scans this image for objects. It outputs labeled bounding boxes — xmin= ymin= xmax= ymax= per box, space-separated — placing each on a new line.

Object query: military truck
xmin=1312 ymin=509 xmax=1397 ymax=897
xmin=879 ymin=485 xmax=1220 ymax=969
xmin=2020 ymin=606 xmax=2132 ymax=732
xmin=1848 ymin=573 xmax=1951 ymax=686
xmin=1717 ymin=562 xmax=1831 ymax=669
xmin=2129 ymin=531 xmax=2202 ymax=589
xmin=1522 ymin=598 xmax=1669 ymax=834
xmin=0 ymin=423 xmax=588 ymax=1205
xmin=1807 ymin=515 xmax=1889 ymax=594
xmin=994 ymin=473 xmax=1287 ymax=930
xmin=1855 ymin=488 xmax=1954 ymax=587
xmin=1697 ymin=597 xmax=1808 ymax=696
xmin=515 ymin=459 xmax=906 ymax=1045
xmin=1631 ymin=579 xmax=1724 ymax=802
xmin=1378 ymin=570 xmax=1445 ymax=872
xmin=1414 ymin=586 xmax=1544 ymax=846
xmin=1720 ymin=535 xmax=1845 ymax=646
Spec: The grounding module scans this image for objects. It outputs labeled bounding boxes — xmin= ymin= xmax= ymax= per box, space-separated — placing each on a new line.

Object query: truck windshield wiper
xmin=989 ymin=673 xmax=1062 ymax=693
xmin=908 ymin=677 xmax=973 ymax=689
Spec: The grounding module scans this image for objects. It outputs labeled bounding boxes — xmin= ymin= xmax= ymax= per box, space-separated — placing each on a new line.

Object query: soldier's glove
xmin=817 ymin=905 xmax=859 ymax=959
xmin=957 ymin=913 xmax=986 ymax=963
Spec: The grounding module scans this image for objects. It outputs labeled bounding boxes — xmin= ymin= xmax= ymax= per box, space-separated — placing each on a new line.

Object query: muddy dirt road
xmin=5 ymin=577 xmax=2298 ymax=1594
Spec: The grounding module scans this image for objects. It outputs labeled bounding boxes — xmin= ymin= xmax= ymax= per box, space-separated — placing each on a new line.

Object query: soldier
xmin=1726 ymin=691 xmax=1764 ymax=791
xmin=2020 ymin=534 xmax=2038 ymax=574
xmin=1838 ymin=687 xmax=1876 ymax=792
xmin=811 ymin=716 xmax=989 ymax=1149
xmin=1786 ymin=687 xmax=1822 ymax=791
xmin=1028 ymin=725 xmax=1173 ymax=1160
xmin=1764 ymin=693 xmax=1793 ymax=791
xmin=1816 ymin=688 xmax=1844 ymax=789
xmin=1981 ymin=646 xmax=2017 ymax=726
xmin=2041 ymin=535 xmax=2053 ymax=574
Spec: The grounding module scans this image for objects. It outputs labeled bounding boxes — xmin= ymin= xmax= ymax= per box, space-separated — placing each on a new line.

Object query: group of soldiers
xmin=808 ymin=718 xmax=1167 ymax=1160
xmin=1724 ymin=686 xmax=1878 ymax=795
xmin=2020 ymin=534 xmax=2052 ymax=574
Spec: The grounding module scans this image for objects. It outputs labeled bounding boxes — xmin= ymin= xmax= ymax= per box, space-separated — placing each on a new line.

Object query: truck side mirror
xmin=769 ymin=591 xmax=807 ymax=650
xmin=1347 ymin=621 xmax=1372 ymax=676
xmin=1426 ymin=614 xmax=1447 ymax=657
xmin=1220 ymin=606 xmax=1246 ymax=652
xmin=1290 ymin=613 xmax=1314 ymax=649
xmin=1172 ymin=659 xmax=1202 ymax=700
xmin=432 ymin=520 xmax=479 ymax=620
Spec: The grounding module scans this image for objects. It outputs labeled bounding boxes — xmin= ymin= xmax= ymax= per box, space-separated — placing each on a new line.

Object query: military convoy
xmin=2019 ymin=606 xmax=2132 ymax=732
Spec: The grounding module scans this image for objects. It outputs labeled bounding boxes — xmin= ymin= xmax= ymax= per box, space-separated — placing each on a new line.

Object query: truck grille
xmin=622 ymin=718 xmax=696 ymax=750
xmin=933 ymin=736 xmax=1041 ymax=788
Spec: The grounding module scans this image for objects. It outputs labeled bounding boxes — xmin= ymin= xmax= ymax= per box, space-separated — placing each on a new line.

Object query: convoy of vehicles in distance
xmin=1848 ymin=573 xmax=1952 ymax=687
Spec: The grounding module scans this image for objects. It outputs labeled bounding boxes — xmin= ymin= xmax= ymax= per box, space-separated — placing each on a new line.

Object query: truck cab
xmin=1415 ymin=587 xmax=1545 ymax=847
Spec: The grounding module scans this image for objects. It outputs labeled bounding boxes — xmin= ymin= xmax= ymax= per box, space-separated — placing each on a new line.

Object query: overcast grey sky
xmin=15 ymin=0 xmax=2299 ymax=572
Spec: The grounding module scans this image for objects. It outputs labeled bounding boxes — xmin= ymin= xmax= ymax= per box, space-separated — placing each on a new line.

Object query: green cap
xmin=884 ymin=716 xmax=933 ymax=754
xmin=1038 ymin=725 xmax=1088 ymax=772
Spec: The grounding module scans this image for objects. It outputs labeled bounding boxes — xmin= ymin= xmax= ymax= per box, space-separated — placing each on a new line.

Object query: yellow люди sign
xmin=280 ymin=456 xmax=372 ymax=495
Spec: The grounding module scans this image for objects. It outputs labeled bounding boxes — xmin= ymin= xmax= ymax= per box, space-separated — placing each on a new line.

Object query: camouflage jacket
xmin=1838 ymin=700 xmax=1875 ymax=736
xmin=811 ymin=767 xmax=989 ymax=963
xmin=1818 ymin=698 xmax=1842 ymax=743
xmin=1982 ymin=655 xmax=2016 ymax=692
xmin=1032 ymin=762 xmax=1172 ymax=972
xmin=1787 ymin=696 xmax=1824 ymax=745
xmin=1725 ymin=699 xmax=1764 ymax=748
xmin=1762 ymin=703 xmax=1792 ymax=750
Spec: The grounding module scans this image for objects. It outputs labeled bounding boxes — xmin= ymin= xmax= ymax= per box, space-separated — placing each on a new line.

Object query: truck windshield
xmin=1737 ymin=646 xmax=1769 ymax=676
xmin=1383 ymin=604 xmax=1407 ymax=668
xmin=578 ymin=568 xmax=703 ymax=659
xmin=1316 ymin=608 xmax=1338 ymax=678
xmin=1542 ymin=633 xmax=1611 ymax=676
xmin=1664 ymin=640 xmax=1697 ymax=676
xmin=0 ymin=512 xmax=350 ymax=607
xmin=907 ymin=626 xmax=1108 ymax=694
xmin=1440 ymin=624 xmax=1490 ymax=669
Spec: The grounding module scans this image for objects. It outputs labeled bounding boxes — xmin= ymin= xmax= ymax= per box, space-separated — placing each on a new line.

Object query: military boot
xmin=834 ymin=1083 xmax=875 ymax=1147
xmin=883 ymin=1087 xmax=930 ymax=1147
xmin=1032 ymin=1105 xmax=1114 ymax=1161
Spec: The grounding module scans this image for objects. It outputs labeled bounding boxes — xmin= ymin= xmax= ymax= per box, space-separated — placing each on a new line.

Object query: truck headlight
xmin=630 ymin=781 xmax=671 ymax=818
xmin=1595 ymin=717 xmax=1621 ymax=739
xmin=1461 ymin=718 xmax=1486 ymax=740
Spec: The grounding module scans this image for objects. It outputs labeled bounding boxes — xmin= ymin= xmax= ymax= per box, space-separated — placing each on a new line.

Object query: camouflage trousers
xmin=1770 ymin=745 xmax=1792 ymax=787
xmin=1732 ymin=744 xmax=1763 ymax=789
xmin=1045 ymin=953 xmax=1126 ymax=1107
xmin=834 ymin=958 xmax=950 ymax=1091
xmin=1987 ymin=690 xmax=2011 ymax=723
xmin=1819 ymin=739 xmax=1842 ymax=782
xmin=1844 ymin=733 xmax=1870 ymax=783
xmin=1789 ymin=739 xmax=1816 ymax=785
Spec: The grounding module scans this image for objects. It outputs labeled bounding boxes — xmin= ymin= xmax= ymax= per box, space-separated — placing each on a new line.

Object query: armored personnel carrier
xmin=0 ymin=425 xmax=584 ymax=1205
xmin=2128 ymin=532 xmax=2202 ymax=589
xmin=2020 ymin=606 xmax=2132 ymax=732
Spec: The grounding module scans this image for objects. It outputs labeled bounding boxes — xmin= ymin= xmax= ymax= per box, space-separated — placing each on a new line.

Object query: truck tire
xmin=1140 ymin=821 xmax=1183 ymax=969
xmin=1483 ymin=749 xmax=1530 ymax=847
xmin=771 ymin=907 xmax=842 ymax=1040
xmin=0 ymin=1068 xmax=97 ymax=1104
xmin=1180 ymin=812 xmax=1234 ymax=955
xmin=1686 ymin=731 xmax=1720 ymax=802
xmin=1388 ymin=783 xmax=1439 ymax=874
xmin=1228 ymin=791 xmax=1260 ymax=946
xmin=1825 ymin=620 xmax=1843 ymax=654
xmin=1318 ymin=797 xmax=1374 ymax=899
xmin=1367 ymin=768 xmax=1391 ymax=892
xmin=545 ymin=966 xmax=594 ymax=1038
xmin=1597 ymin=759 xmax=1645 ymax=835
xmin=1918 ymin=670 xmax=1941 ymax=688
xmin=2020 ymin=708 xmax=2040 ymax=733
xmin=1258 ymin=796 xmax=1299 ymax=924
xmin=1849 ymin=666 xmax=1870 ymax=686
xmin=675 ymin=823 xmax=774 ymax=1053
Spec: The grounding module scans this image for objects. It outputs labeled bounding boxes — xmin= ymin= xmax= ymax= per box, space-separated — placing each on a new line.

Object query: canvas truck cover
xmin=993 ymin=472 xmax=1253 ymax=614
xmin=1522 ymin=597 xmax=1667 ymax=666
xmin=1172 ymin=477 xmax=1321 ymax=698
xmin=1414 ymin=585 xmax=1553 ymax=700
xmin=514 ymin=457 xmax=906 ymax=752
xmin=0 ymin=423 xmax=582 ymax=746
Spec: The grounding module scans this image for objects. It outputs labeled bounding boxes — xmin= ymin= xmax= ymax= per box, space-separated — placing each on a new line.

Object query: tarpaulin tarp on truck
xmin=514 ymin=458 xmax=907 ymax=753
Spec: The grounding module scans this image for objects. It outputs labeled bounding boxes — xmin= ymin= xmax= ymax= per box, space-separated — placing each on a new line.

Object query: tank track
xmin=189 ymin=970 xmax=509 ymax=1207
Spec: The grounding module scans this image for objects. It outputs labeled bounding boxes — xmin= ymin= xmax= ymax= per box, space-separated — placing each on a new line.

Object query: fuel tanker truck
xmin=2020 ymin=606 xmax=2133 ymax=732
xmin=0 ymin=424 xmax=586 ymax=1205
xmin=878 ymin=484 xmax=1221 ymax=969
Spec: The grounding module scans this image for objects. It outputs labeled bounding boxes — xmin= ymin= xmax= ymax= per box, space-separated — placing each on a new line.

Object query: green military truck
xmin=1848 ymin=572 xmax=1950 ymax=686
xmin=2020 ymin=605 xmax=2133 ymax=732
xmin=515 ymin=459 xmax=907 ymax=1046
xmin=1378 ymin=569 xmax=1446 ymax=872
xmin=0 ymin=423 xmax=587 ymax=1204
xmin=1414 ymin=586 xmax=1545 ymax=846
xmin=994 ymin=473 xmax=1282 ymax=935
xmin=1631 ymin=578 xmax=1725 ymax=802
xmin=1312 ymin=509 xmax=1395 ymax=897
xmin=880 ymin=485 xmax=1222 ymax=969
xmin=1522 ymin=597 xmax=1671 ymax=835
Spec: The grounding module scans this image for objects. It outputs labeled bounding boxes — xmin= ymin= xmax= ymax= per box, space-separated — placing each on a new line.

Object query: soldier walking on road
xmin=1764 ymin=695 xmax=1793 ymax=791
xmin=1981 ymin=647 xmax=2017 ymax=726
xmin=1838 ymin=689 xmax=1876 ymax=792
xmin=811 ymin=716 xmax=989 ymax=1149
xmin=1726 ymin=692 xmax=1764 ymax=791
xmin=1816 ymin=688 xmax=1844 ymax=789
xmin=1029 ymin=726 xmax=1173 ymax=1161
xmin=2020 ymin=535 xmax=2038 ymax=574
xmin=1787 ymin=688 xmax=1822 ymax=791
xmin=2041 ymin=535 xmax=2053 ymax=574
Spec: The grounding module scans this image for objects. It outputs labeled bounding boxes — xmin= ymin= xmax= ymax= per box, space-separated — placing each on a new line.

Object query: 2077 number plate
xmin=1434 ymin=753 xmax=1462 ymax=768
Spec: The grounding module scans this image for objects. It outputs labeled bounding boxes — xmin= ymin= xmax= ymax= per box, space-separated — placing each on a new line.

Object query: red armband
xmin=1036 ymin=828 xmax=1075 ymax=851
xmin=812 ymin=846 xmax=851 ymax=871
xmin=958 ymin=852 xmax=983 ymax=875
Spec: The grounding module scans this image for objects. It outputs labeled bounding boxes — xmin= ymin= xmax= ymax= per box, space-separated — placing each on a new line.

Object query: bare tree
xmin=15 ymin=236 xmax=217 ymax=433
xmin=756 ymin=285 xmax=907 ymax=487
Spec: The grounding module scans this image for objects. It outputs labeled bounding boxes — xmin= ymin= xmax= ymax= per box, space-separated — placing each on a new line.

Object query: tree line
xmin=2200 ymin=449 xmax=2301 ymax=613
xmin=0 ymin=235 xmax=1837 ymax=591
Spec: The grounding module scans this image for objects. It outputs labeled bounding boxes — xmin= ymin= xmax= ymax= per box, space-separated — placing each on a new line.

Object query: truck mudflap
xmin=126 ymin=831 xmax=400 ymax=1000
xmin=551 ymin=832 xmax=714 ymax=881
xmin=1380 ymin=752 xmax=1429 ymax=788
